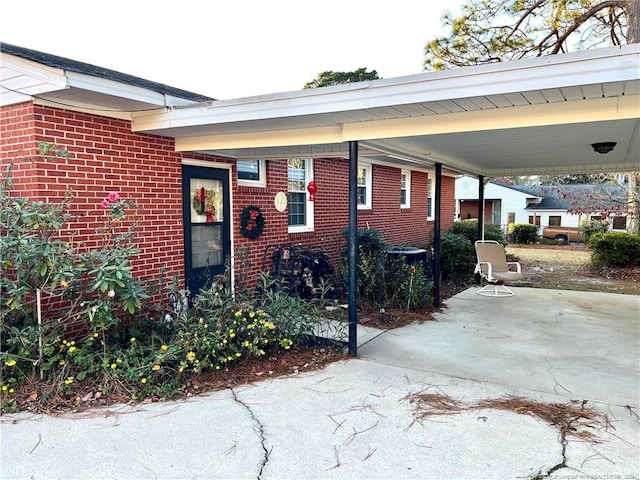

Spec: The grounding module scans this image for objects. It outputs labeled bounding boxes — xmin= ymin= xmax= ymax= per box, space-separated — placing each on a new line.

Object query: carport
xmin=131 ymin=44 xmax=640 ymax=356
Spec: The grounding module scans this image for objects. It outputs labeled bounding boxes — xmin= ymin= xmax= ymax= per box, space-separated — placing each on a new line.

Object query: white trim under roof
xmin=129 ymin=44 xmax=639 ymax=177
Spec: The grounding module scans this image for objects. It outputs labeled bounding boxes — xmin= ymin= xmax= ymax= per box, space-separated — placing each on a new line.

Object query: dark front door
xmin=182 ymin=165 xmax=231 ymax=295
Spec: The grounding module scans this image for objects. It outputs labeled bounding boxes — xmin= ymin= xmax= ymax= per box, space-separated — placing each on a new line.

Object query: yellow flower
xmin=229 ymin=333 xmax=236 ymax=339
xmin=186 ymin=351 xmax=196 ymax=362
xmin=1 ymin=385 xmax=7 ymax=392
xmin=152 ymin=364 xmax=160 ymax=371
xmin=61 ymin=280 xmax=69 ymax=288
xmin=235 ymin=352 xmax=241 ymax=357
xmin=234 ymin=310 xmax=243 ymax=317
xmin=161 ymin=345 xmax=168 ymax=351
xmin=116 ymin=358 xmax=122 ymax=363
xmin=64 ymin=377 xmax=74 ymax=385
xmin=130 ymin=337 xmax=136 ymax=343
xmin=249 ymin=311 xmax=255 ymax=318
xmin=222 ymin=339 xmax=227 ymax=344
xmin=93 ymin=333 xmax=99 ymax=338
xmin=110 ymin=363 xmax=117 ymax=369
xmin=141 ymin=378 xmax=147 ymax=384
xmin=68 ymin=346 xmax=77 ymax=354
xmin=5 ymin=359 xmax=16 ymax=367
xmin=198 ymin=318 xmax=204 ymax=324
xmin=59 ymin=360 xmax=66 ymax=366
xmin=9 ymin=388 xmax=14 ymax=393
xmin=178 ymin=366 xmax=184 ymax=373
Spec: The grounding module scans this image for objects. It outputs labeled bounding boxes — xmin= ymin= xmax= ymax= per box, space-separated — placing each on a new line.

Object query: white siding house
xmin=455 ymin=176 xmax=628 ymax=232
xmin=455 ymin=176 xmax=539 ymax=230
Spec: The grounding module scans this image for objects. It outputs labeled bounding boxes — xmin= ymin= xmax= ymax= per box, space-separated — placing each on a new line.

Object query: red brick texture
xmin=2 ymin=101 xmax=455 ymax=296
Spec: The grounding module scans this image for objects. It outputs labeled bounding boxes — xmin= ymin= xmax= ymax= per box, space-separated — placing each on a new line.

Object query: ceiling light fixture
xmin=591 ymin=142 xmax=616 ymax=154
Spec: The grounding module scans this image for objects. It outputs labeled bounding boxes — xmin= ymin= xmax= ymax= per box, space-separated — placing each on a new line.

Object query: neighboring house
xmin=455 ymin=175 xmax=629 ymax=232
xmin=1 ymin=43 xmax=454 ymax=301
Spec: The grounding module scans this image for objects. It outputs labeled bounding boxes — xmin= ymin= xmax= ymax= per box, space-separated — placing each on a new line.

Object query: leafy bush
xmin=0 ymin=145 xmax=342 ymax=411
xmin=450 ymin=219 xmax=505 ymax=244
xmin=437 ymin=232 xmax=476 ymax=283
xmin=588 ymin=232 xmax=640 ymax=268
xmin=339 ymin=228 xmax=433 ymax=310
xmin=508 ymin=223 xmax=539 ymax=244
xmin=340 ymin=228 xmax=388 ymax=303
xmin=579 ymin=219 xmax=609 ymax=242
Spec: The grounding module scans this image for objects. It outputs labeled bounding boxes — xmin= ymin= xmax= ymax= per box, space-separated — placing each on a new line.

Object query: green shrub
xmin=588 ymin=231 xmax=640 ymax=268
xmin=508 ymin=223 xmax=539 ymax=244
xmin=340 ymin=228 xmax=388 ymax=304
xmin=339 ymin=228 xmax=433 ymax=310
xmin=449 ymin=219 xmax=505 ymax=244
xmin=437 ymin=232 xmax=476 ymax=283
xmin=579 ymin=219 xmax=609 ymax=242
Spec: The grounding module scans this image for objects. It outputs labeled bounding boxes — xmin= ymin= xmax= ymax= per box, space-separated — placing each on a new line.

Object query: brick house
xmin=1 ymin=43 xmax=454 ymax=302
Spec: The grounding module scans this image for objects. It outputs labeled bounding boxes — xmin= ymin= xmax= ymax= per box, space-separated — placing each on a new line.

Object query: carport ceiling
xmin=131 ymin=44 xmax=640 ymax=177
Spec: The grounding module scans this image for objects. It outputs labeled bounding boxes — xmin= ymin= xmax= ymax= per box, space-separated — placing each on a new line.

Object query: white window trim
xmin=288 ymin=158 xmax=314 ymax=233
xmin=357 ymin=163 xmax=372 ymax=210
xmin=401 ymin=170 xmax=411 ymax=209
xmin=237 ymin=159 xmax=266 ymax=187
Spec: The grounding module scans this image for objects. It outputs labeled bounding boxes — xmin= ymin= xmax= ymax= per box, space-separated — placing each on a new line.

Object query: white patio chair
xmin=474 ymin=240 xmax=524 ymax=297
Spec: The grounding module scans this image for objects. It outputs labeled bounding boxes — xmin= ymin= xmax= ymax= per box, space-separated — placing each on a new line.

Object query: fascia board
xmin=133 ymin=44 xmax=640 ymax=132
xmin=66 ymin=71 xmax=167 ymax=106
xmin=174 ymin=96 xmax=639 ymax=151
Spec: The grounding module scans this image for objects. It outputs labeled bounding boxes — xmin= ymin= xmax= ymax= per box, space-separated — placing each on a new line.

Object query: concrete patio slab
xmin=358 ymin=287 xmax=640 ymax=406
xmin=1 ymin=287 xmax=638 ymax=480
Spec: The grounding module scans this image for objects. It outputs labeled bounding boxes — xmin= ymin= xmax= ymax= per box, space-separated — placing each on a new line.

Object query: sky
xmin=2 ymin=0 xmax=465 ymax=100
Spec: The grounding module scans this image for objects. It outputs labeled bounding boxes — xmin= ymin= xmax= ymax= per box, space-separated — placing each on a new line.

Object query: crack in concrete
xmin=231 ymin=388 xmax=270 ymax=480
xmin=532 ymin=433 xmax=568 ymax=479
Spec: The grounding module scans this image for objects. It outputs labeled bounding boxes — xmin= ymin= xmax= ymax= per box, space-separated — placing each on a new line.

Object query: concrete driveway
xmin=1 ymin=287 xmax=638 ymax=480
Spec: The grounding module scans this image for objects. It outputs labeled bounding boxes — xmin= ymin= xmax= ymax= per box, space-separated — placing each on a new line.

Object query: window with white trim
xmin=357 ymin=164 xmax=372 ymax=209
xmin=401 ymin=170 xmax=411 ymax=208
xmin=237 ymin=159 xmax=266 ymax=187
xmin=427 ymin=176 xmax=434 ymax=219
xmin=287 ymin=158 xmax=314 ymax=232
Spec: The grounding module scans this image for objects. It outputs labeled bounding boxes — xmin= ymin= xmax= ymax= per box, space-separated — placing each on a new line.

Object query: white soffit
xmin=0 ymin=54 xmax=67 ymax=106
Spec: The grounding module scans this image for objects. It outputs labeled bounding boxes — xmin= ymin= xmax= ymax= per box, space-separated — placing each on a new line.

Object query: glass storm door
xmin=182 ymin=165 xmax=230 ymax=295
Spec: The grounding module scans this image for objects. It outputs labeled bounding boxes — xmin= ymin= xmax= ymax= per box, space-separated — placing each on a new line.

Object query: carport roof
xmin=132 ymin=44 xmax=640 ymax=177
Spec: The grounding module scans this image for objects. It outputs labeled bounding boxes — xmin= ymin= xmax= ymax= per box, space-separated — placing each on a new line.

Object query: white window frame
xmin=237 ymin=159 xmax=266 ymax=187
xmin=427 ymin=176 xmax=434 ymax=220
xmin=357 ymin=163 xmax=372 ymax=210
xmin=287 ymin=158 xmax=314 ymax=233
xmin=401 ymin=170 xmax=411 ymax=208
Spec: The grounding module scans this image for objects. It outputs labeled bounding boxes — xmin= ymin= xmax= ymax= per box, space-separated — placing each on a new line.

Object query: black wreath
xmin=240 ymin=205 xmax=265 ymax=240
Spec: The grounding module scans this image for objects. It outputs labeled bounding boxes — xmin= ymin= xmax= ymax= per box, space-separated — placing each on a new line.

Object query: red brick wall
xmin=1 ymin=102 xmax=229 ymax=291
xmin=231 ymin=159 xmax=456 ymax=283
xmin=2 ymin=102 xmax=457 ymax=296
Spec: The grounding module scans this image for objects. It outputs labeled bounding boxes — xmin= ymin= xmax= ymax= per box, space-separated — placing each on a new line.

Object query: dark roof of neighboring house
xmin=491 ymin=180 xmax=627 ymax=210
xmin=1 ymin=42 xmax=216 ymax=103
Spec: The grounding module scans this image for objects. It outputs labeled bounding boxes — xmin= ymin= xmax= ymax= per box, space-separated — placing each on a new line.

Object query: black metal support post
xmin=433 ymin=163 xmax=442 ymax=308
xmin=477 ymin=175 xmax=484 ymax=241
xmin=348 ymin=141 xmax=358 ymax=357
